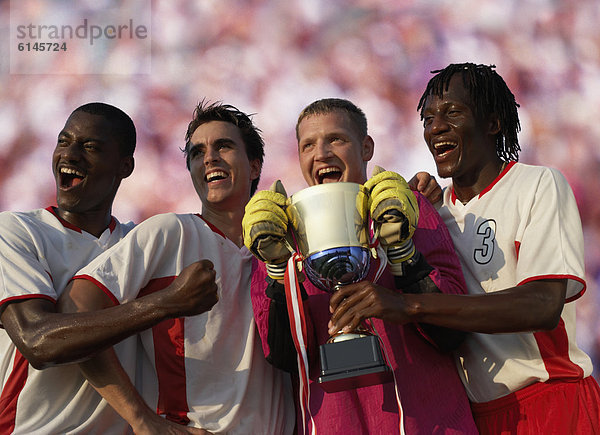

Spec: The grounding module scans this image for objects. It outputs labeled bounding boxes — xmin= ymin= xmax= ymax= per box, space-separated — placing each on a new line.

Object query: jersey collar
xmin=450 ymin=161 xmax=516 ymax=205
xmin=195 ymin=214 xmax=227 ymax=240
xmin=46 ymin=206 xmax=117 ymax=234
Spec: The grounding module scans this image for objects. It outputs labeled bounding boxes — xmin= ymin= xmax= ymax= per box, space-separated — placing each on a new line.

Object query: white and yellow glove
xmin=242 ymin=180 xmax=291 ymax=280
xmin=363 ymin=166 xmax=419 ymax=275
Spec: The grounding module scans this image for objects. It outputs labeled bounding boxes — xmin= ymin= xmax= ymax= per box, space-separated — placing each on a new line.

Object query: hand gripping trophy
xmin=243 ymin=167 xmax=419 ymax=393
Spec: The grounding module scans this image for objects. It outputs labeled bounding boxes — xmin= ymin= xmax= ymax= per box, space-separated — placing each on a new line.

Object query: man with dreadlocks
xmin=335 ymin=62 xmax=600 ymax=433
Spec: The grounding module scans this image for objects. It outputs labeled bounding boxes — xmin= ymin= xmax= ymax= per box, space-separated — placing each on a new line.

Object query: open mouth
xmin=205 ymin=170 xmax=229 ymax=183
xmin=316 ymin=167 xmax=343 ymax=184
xmin=59 ymin=167 xmax=85 ymax=189
xmin=433 ymin=141 xmax=457 ymax=158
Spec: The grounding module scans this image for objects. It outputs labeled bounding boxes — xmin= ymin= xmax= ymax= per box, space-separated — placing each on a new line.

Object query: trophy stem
xmin=319 ymin=284 xmax=392 ymax=392
xmin=327 ymin=283 xmax=371 ymax=343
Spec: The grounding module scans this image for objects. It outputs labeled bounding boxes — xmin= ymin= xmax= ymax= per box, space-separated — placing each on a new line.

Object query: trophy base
xmin=318 ymin=335 xmax=392 ymax=393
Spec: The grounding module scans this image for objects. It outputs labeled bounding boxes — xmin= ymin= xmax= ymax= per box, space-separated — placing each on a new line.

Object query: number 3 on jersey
xmin=474 ymin=219 xmax=496 ymax=264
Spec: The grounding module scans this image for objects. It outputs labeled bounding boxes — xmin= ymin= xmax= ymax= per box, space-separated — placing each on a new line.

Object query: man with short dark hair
xmin=0 ymin=103 xmax=219 ymax=433
xmin=61 ymin=101 xmax=295 ymax=433
xmin=244 ymin=98 xmax=477 ymax=433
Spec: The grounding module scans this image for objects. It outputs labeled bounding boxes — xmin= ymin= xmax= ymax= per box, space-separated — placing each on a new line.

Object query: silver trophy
xmin=286 ymin=182 xmax=391 ymax=392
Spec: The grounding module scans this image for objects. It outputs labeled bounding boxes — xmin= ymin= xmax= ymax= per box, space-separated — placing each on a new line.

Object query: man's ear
xmin=250 ymin=158 xmax=262 ymax=181
xmin=488 ymin=115 xmax=501 ymax=135
xmin=119 ymin=156 xmax=135 ymax=179
xmin=362 ymin=135 xmax=375 ymax=162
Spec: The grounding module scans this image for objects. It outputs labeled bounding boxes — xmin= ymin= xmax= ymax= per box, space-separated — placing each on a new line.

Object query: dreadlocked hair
xmin=417 ymin=63 xmax=521 ymax=162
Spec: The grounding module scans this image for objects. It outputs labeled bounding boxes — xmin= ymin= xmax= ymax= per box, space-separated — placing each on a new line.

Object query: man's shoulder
xmin=507 ymin=162 xmax=569 ymax=191
xmin=509 ymin=161 xmax=555 ymax=178
xmin=136 ymin=212 xmax=195 ymax=226
xmin=0 ymin=208 xmax=53 ymax=231
xmin=131 ymin=212 xmax=205 ymax=238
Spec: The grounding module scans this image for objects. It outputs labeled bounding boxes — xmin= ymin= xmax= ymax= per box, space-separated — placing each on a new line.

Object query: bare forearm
xmin=403 ymin=280 xmax=566 ymax=333
xmin=82 ymin=349 xmax=211 ymax=434
xmin=2 ymin=289 xmax=175 ymax=369
xmin=52 ymin=290 xmax=174 ymax=365
xmin=328 ymin=279 xmax=567 ymax=337
xmin=80 ymin=349 xmax=153 ymax=430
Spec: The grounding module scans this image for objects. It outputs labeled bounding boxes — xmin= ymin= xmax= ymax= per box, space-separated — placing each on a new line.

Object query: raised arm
xmin=1 ymin=260 xmax=218 ymax=370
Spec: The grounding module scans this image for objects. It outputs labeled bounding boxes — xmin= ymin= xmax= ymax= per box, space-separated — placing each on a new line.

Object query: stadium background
xmin=1 ymin=0 xmax=599 ymax=378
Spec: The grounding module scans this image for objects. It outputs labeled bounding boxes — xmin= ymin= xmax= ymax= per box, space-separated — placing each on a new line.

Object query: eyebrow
xmin=190 ymin=137 xmax=237 ymax=148
xmin=57 ymin=130 xmax=105 ymax=144
xmin=58 ymin=130 xmax=73 ymax=139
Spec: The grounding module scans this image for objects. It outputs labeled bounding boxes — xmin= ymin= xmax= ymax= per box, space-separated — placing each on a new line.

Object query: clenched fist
xmin=163 ymin=260 xmax=219 ymax=318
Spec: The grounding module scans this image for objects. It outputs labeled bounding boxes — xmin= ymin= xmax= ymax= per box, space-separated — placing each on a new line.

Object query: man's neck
xmin=56 ymin=208 xmax=113 ymax=238
xmin=452 ymin=159 xmax=506 ymax=204
xmin=201 ymin=206 xmax=245 ymax=248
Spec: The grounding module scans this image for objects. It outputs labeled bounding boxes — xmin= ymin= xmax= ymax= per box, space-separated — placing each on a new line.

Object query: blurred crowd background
xmin=1 ymin=0 xmax=600 ymax=378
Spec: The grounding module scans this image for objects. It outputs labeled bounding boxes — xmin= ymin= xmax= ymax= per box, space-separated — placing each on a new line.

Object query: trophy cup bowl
xmin=286 ymin=182 xmax=391 ymax=392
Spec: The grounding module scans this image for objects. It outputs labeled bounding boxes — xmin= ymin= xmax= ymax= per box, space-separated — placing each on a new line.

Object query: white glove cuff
xmin=266 ymin=262 xmax=287 ymax=280
xmin=387 ymin=240 xmax=418 ymax=276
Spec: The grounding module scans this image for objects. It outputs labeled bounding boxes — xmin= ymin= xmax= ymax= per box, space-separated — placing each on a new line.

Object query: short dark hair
xmin=72 ymin=102 xmax=136 ymax=157
xmin=417 ymin=63 xmax=521 ymax=162
xmin=183 ymin=100 xmax=265 ymax=195
xmin=296 ymin=98 xmax=368 ymax=140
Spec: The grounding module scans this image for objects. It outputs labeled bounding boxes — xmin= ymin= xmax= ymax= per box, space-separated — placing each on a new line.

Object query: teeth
xmin=206 ymin=171 xmax=228 ymax=181
xmin=434 ymin=142 xmax=456 ymax=150
xmin=317 ymin=167 xmax=340 ymax=175
xmin=60 ymin=167 xmax=84 ymax=177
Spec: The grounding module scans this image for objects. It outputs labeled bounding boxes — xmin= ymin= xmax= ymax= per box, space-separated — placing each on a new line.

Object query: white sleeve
xmin=515 ymin=168 xmax=585 ymax=300
xmin=0 ymin=212 xmax=57 ymax=305
xmin=75 ymin=213 xmax=186 ymax=303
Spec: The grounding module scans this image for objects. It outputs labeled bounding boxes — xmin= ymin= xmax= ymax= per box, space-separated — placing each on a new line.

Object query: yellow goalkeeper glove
xmin=242 ymin=180 xmax=291 ymax=279
xmin=364 ymin=166 xmax=420 ymax=274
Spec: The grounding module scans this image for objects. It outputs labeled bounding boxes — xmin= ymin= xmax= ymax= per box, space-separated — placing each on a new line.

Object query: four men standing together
xmin=0 ymin=63 xmax=598 ymax=434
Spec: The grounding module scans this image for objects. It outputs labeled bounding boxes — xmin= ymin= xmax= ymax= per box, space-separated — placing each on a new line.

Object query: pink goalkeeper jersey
xmin=252 ymin=192 xmax=478 ymax=434
xmin=75 ymin=212 xmax=295 ymax=434
xmin=439 ymin=162 xmax=593 ymax=403
xmin=0 ymin=207 xmax=136 ymax=434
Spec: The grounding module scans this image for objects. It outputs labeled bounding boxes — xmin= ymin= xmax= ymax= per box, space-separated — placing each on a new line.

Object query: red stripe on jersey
xmin=450 ymin=187 xmax=458 ymax=205
xmin=533 ymin=318 xmax=584 ymax=381
xmin=46 ymin=206 xmax=118 ymax=235
xmin=45 ymin=206 xmax=82 ymax=233
xmin=0 ymin=294 xmax=55 ymax=312
xmin=519 ymin=274 xmax=587 ymax=302
xmin=562 ymin=275 xmax=587 ymax=303
xmin=514 ymin=241 xmax=521 ymax=260
xmin=138 ymin=277 xmax=190 ymax=425
xmin=71 ymin=275 xmax=120 ymax=306
xmin=0 ymin=351 xmax=29 ymax=433
xmin=196 ymin=214 xmax=227 ymax=240
xmin=478 ymin=161 xmax=516 ymax=199
xmin=449 ymin=162 xmax=515 ymax=204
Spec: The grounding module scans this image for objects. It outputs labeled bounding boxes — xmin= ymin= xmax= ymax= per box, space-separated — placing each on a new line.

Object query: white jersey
xmin=75 ymin=212 xmax=295 ymax=434
xmin=0 ymin=207 xmax=136 ymax=434
xmin=438 ymin=162 xmax=593 ymax=403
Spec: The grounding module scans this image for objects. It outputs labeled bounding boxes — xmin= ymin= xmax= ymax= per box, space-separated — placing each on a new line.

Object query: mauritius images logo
xmin=10 ymin=0 xmax=152 ymax=74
